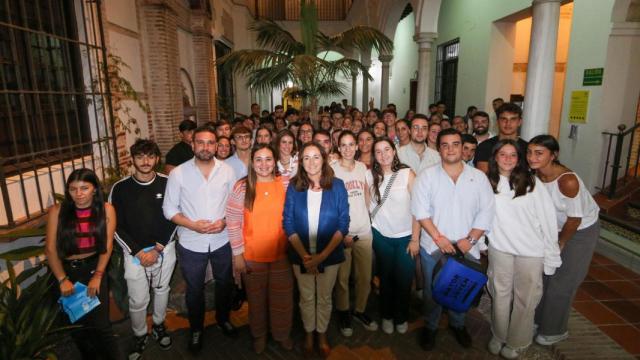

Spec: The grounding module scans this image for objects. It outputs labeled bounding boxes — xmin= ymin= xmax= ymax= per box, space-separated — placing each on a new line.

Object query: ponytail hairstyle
xmin=370 ymin=137 xmax=409 ymax=202
xmin=528 ymin=134 xmax=562 ymax=165
xmin=56 ymin=168 xmax=107 ymax=258
xmin=244 ymin=144 xmax=277 ymax=211
xmin=487 ymin=139 xmax=535 ymax=198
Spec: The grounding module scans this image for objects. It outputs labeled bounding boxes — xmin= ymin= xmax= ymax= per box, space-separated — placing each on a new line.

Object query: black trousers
xmin=60 ymin=256 xmax=124 ymax=360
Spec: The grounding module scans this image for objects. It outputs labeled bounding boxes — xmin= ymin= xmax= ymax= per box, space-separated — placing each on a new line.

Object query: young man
xmin=474 ymin=103 xmax=528 ymax=173
xmin=331 ymin=110 xmax=345 ymax=130
xmin=397 ymin=115 xmax=441 ymax=174
xmin=165 ymin=119 xmax=196 ymax=174
xmin=215 ymin=120 xmax=232 ymax=139
xmin=452 ymin=116 xmax=468 ymax=134
xmin=471 ymin=111 xmax=493 ymax=145
xmin=226 ymin=126 xmax=252 ymax=181
xmin=109 ymin=139 xmax=177 ymax=359
xmin=461 ymin=134 xmax=478 ymax=166
xmin=436 ymin=101 xmax=449 ymax=119
xmin=163 ymin=125 xmax=238 ymax=354
xmin=381 ymin=109 xmax=398 ymax=144
xmin=250 ymin=103 xmax=260 ymax=118
xmin=297 ymin=122 xmax=314 ymax=146
xmin=411 ymin=128 xmax=495 ymax=351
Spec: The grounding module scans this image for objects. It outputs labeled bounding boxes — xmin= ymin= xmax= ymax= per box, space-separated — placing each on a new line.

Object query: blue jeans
xmin=420 ymin=247 xmax=466 ymax=330
xmin=178 ymin=242 xmax=233 ymax=331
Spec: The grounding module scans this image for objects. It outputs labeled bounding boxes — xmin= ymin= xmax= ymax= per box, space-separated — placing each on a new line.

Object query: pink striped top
xmin=75 ymin=207 xmax=97 ymax=254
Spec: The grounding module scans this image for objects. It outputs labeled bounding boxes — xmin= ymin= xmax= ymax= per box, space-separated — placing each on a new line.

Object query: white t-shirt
xmin=366 ymin=168 xmax=413 ymax=238
xmin=332 ymin=161 xmax=371 ymax=237
xmin=307 ymin=190 xmax=323 ymax=254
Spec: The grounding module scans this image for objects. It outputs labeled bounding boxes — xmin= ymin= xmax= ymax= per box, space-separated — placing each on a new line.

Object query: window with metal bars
xmin=0 ymin=0 xmax=115 ymax=227
xmin=434 ymin=38 xmax=459 ymax=119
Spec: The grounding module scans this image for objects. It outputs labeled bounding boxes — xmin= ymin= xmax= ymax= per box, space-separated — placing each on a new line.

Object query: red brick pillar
xmin=191 ymin=12 xmax=216 ymax=124
xmin=141 ymin=2 xmax=183 ymax=155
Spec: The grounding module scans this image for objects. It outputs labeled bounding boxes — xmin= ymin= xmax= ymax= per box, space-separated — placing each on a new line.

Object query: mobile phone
xmin=352 ymin=235 xmax=360 ymax=242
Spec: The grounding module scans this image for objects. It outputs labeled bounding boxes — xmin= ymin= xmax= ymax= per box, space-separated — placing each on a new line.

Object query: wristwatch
xmin=466 ymin=235 xmax=479 ymax=246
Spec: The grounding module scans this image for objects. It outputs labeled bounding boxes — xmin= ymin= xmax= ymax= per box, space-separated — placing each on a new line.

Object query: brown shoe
xmin=303 ymin=332 xmax=314 ymax=357
xmin=253 ymin=336 xmax=267 ymax=354
xmin=318 ymin=332 xmax=331 ymax=358
xmin=279 ymin=337 xmax=294 ymax=351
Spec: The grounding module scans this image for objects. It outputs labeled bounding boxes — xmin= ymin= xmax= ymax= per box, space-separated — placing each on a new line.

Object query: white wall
xmin=389 ymin=13 xmax=419 ymax=115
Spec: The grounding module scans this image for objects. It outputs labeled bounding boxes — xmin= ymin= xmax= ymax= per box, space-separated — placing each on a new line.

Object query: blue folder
xmin=58 ymin=282 xmax=101 ymax=323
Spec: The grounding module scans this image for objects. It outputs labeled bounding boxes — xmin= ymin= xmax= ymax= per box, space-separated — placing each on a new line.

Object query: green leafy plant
xmin=0 ymin=246 xmax=76 ymax=360
xmin=218 ymin=0 xmax=393 ymax=117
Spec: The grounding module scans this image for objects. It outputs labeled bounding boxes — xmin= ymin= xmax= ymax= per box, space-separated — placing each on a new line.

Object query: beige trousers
xmin=335 ymin=234 xmax=373 ymax=313
xmin=488 ymin=246 xmax=544 ymax=349
xmin=293 ymin=263 xmax=340 ymax=333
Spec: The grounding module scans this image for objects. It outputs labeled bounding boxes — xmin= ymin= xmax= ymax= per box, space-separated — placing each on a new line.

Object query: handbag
xmin=431 ymin=245 xmax=487 ymax=313
xmin=369 ymin=171 xmax=399 ymax=219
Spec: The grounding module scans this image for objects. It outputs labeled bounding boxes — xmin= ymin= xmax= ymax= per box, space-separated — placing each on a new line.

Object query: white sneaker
xmin=487 ymin=336 xmax=502 ymax=355
xmin=500 ymin=345 xmax=520 ymax=359
xmin=395 ymin=322 xmax=408 ymax=334
xmin=382 ymin=319 xmax=394 ymax=334
xmin=535 ymin=332 xmax=569 ymax=346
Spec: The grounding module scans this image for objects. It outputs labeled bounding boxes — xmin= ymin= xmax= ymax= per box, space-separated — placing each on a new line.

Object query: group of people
xmin=45 ymin=99 xmax=600 ymax=360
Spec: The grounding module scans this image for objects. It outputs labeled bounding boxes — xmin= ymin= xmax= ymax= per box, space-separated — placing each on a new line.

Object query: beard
xmin=195 ymin=150 xmax=215 ymax=161
xmin=474 ymin=126 xmax=488 ymax=135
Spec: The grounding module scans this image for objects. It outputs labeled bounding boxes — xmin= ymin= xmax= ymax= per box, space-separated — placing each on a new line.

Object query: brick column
xmin=191 ymin=11 xmax=215 ymax=124
xmin=141 ymin=2 xmax=183 ymax=155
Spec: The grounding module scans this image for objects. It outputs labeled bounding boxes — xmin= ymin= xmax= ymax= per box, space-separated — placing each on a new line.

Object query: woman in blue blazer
xmin=283 ymin=142 xmax=349 ymax=357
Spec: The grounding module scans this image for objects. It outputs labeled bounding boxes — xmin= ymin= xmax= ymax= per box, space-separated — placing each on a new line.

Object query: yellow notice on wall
xmin=568 ymin=90 xmax=590 ymax=124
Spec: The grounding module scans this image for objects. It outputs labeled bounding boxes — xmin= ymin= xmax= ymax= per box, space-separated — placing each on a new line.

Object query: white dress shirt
xmin=398 ymin=143 xmax=441 ymax=175
xmin=411 ymin=163 xmax=495 ymax=259
xmin=163 ymin=158 xmax=235 ymax=253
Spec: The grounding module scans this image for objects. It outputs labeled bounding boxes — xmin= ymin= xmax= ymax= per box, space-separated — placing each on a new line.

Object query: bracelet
xmin=93 ymin=270 xmax=104 ymax=278
xmin=466 ymin=235 xmax=479 ymax=246
xmin=58 ymin=275 xmax=69 ymax=285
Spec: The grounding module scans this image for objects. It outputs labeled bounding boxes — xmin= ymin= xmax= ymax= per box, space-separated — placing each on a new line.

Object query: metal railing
xmin=601 ymin=122 xmax=640 ymax=199
xmin=254 ymin=0 xmax=354 ymax=21
xmin=0 ymin=0 xmax=116 ymax=228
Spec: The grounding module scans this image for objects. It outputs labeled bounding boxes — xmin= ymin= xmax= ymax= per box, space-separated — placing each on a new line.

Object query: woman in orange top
xmin=227 ymin=144 xmax=293 ymax=354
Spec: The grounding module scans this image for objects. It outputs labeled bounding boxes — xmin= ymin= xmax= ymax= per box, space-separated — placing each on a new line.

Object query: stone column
xmin=351 ymin=71 xmax=358 ymax=108
xmin=361 ymin=48 xmax=371 ymax=111
xmin=413 ymin=32 xmax=437 ymax=114
xmin=522 ymin=0 xmax=562 ymax=139
xmin=379 ymin=53 xmax=393 ymax=108
xmin=141 ymin=2 xmax=183 ymax=155
xmin=191 ymin=11 xmax=215 ymax=124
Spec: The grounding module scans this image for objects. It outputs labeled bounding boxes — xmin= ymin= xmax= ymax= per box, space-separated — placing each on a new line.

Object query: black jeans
xmin=60 ymin=255 xmax=123 ymax=360
xmin=178 ymin=242 xmax=233 ymax=331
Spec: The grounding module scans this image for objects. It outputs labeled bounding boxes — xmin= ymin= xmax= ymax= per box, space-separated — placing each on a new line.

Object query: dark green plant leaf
xmin=0 ymin=246 xmax=46 ymax=261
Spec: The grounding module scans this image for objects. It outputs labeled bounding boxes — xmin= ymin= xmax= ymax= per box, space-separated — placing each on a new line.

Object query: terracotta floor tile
xmin=573 ymin=301 xmax=625 ymax=325
xmin=608 ymin=264 xmax=640 ymax=280
xmin=581 ymin=281 xmax=624 ymax=300
xmin=601 ymin=300 xmax=640 ymax=323
xmin=588 ymin=266 xmax=625 ymax=281
xmin=573 ymin=287 xmax=593 ymax=301
xmin=603 ymin=280 xmax=640 ymax=300
xmin=598 ymin=324 xmax=640 ymax=355
xmin=591 ymin=253 xmax=617 ymax=265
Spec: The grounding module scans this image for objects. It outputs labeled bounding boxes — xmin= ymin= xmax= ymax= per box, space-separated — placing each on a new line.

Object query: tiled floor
xmin=574 ymin=252 xmax=640 ymax=357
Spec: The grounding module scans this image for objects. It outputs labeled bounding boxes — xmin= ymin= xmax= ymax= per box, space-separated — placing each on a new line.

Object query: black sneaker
xmin=420 ymin=328 xmax=437 ymax=351
xmin=352 ymin=311 xmax=379 ymax=331
xmin=151 ymin=323 xmax=172 ymax=351
xmin=128 ymin=334 xmax=148 ymax=360
xmin=449 ymin=326 xmax=472 ymax=348
xmin=188 ymin=330 xmax=203 ymax=354
xmin=338 ymin=310 xmax=353 ymax=337
xmin=217 ymin=321 xmax=238 ymax=338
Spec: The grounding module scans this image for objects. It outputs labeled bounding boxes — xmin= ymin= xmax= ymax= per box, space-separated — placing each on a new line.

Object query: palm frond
xmin=246 ymin=61 xmax=293 ymax=94
xmin=329 ymin=57 xmax=374 ymax=81
xmin=217 ymin=49 xmax=289 ymax=75
xmin=326 ymin=26 xmax=394 ymax=55
xmin=249 ymin=20 xmax=305 ymax=55
xmin=315 ymin=79 xmax=347 ymax=98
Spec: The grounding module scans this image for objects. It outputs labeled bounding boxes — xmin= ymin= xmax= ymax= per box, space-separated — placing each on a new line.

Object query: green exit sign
xmin=583 ymin=68 xmax=603 ymax=86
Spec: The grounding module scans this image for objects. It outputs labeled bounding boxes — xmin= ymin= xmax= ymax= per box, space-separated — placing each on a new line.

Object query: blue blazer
xmin=283 ymin=178 xmax=350 ymax=268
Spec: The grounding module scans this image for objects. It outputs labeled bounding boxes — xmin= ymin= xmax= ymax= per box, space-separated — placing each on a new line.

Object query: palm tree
xmin=218 ymin=0 xmax=393 ymax=118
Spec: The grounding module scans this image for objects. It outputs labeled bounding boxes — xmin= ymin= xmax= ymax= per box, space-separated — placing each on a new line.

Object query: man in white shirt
xmin=398 ymin=115 xmax=441 ymax=174
xmin=472 ymin=111 xmax=494 ymax=145
xmin=162 ymin=125 xmax=238 ymax=354
xmin=225 ymin=125 xmax=252 ymax=181
xmin=411 ymin=128 xmax=495 ymax=351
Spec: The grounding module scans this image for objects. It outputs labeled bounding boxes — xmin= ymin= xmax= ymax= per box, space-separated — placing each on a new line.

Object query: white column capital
xmin=379 ymin=54 xmax=393 ymax=64
xmin=413 ymin=32 xmax=438 ymax=49
xmin=532 ymin=0 xmax=562 ymax=4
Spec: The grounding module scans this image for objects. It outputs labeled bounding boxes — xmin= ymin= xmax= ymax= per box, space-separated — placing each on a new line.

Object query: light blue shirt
xmin=163 ymin=158 xmax=235 ymax=253
xmin=411 ymin=163 xmax=495 ymax=259
xmin=225 ymin=153 xmax=248 ymax=182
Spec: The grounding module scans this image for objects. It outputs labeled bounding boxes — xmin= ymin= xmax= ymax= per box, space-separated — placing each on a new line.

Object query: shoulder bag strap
xmin=370 ymin=170 xmax=399 ymax=220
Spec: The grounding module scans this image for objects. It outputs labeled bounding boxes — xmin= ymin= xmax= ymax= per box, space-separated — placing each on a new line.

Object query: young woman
xmin=486 ymin=140 xmax=561 ymax=359
xmin=367 ymin=137 xmax=419 ymax=335
xmin=227 ymin=144 xmax=294 ymax=354
xmin=356 ymin=129 xmax=375 ymax=169
xmin=256 ymin=126 xmax=274 ymax=146
xmin=45 ymin=168 xmax=123 ymax=359
xmin=216 ymin=136 xmax=232 ymax=160
xmin=372 ymin=120 xmax=387 ymax=138
xmin=331 ymin=131 xmax=377 ymax=337
xmin=276 ymin=129 xmax=298 ymax=178
xmin=404 ymin=110 xmax=415 ymax=122
xmin=283 ymin=142 xmax=349 ymax=357
xmin=352 ymin=119 xmax=364 ymax=135
xmin=527 ymin=135 xmax=601 ymax=346
xmin=427 ymin=122 xmax=441 ymax=150
xmin=395 ymin=119 xmax=411 ymax=147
